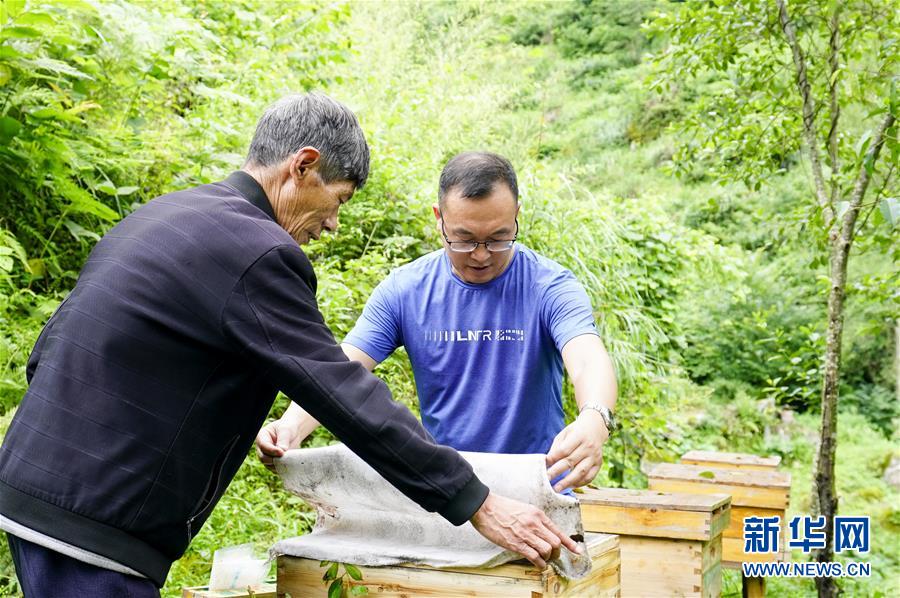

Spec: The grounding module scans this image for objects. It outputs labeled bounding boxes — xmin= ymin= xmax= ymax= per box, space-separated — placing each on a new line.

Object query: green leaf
xmin=116 ymin=186 xmax=139 ymax=196
xmin=879 ymin=198 xmax=898 ymax=228
xmin=890 ymin=77 xmax=898 ymax=116
xmin=863 ymin=152 xmax=875 ymax=176
xmin=0 ymin=64 xmax=9 ymax=85
xmin=327 ymin=578 xmax=343 ymax=598
xmin=0 ymin=45 xmax=22 ymax=59
xmin=698 ymin=470 xmax=716 ymax=479
xmin=59 ymin=179 xmax=120 ymax=222
xmin=344 ymin=564 xmax=362 ymax=581
xmin=63 ymin=219 xmax=101 ymax=242
xmin=0 ymin=116 xmax=21 ymax=142
xmin=323 ymin=562 xmax=339 ymax=582
xmin=1 ymin=0 xmax=27 ymax=20
xmin=96 ymin=182 xmax=117 ymax=195
xmin=66 ymin=101 xmax=101 ymax=116
xmin=30 ymin=106 xmax=84 ymax=123
xmin=30 ymin=107 xmax=63 ymax=119
xmin=0 ymin=25 xmax=41 ymax=39
xmin=350 ymin=585 xmax=369 ymax=595
xmin=15 ymin=11 xmax=55 ymax=28
xmin=194 ymin=84 xmax=253 ymax=106
xmin=855 ymin=130 xmax=872 ymax=163
xmin=26 ymin=258 xmax=44 ymax=278
xmin=20 ymin=57 xmax=91 ymax=79
xmin=835 ymin=201 xmax=850 ymax=221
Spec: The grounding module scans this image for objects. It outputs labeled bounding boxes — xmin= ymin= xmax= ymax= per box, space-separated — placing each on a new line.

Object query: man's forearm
xmin=563 ymin=334 xmax=617 ymax=412
xmin=572 ymin=355 xmax=617 ymax=412
xmin=282 ymin=401 xmax=321 ymax=438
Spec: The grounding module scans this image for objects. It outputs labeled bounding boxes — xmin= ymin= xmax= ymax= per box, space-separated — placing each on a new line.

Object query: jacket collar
xmin=224 ymin=171 xmax=276 ymax=222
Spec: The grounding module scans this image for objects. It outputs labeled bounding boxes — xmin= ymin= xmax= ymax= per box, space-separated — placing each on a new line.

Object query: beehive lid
xmin=578 ymin=487 xmax=729 ymax=512
xmin=681 ymin=450 xmax=781 ymax=470
xmin=578 ymin=487 xmax=731 ymax=541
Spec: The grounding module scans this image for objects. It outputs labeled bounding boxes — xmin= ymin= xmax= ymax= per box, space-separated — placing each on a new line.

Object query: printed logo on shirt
xmin=424 ymin=329 xmax=525 ymax=342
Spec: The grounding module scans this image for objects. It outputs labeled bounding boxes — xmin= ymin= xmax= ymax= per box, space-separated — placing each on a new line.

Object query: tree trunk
xmin=812 ymin=231 xmax=852 ymax=598
xmin=810 ymin=110 xmax=893 ymax=598
xmin=894 ymin=320 xmax=900 ymax=403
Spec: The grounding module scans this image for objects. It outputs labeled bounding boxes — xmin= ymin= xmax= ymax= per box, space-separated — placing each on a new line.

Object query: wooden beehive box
xmin=276 ymin=532 xmax=620 ymax=597
xmin=182 ymin=583 xmax=276 ymax=598
xmin=578 ymin=487 xmax=729 ymax=597
xmin=681 ymin=450 xmax=781 ymax=472
xmin=647 ymin=463 xmax=791 ymax=566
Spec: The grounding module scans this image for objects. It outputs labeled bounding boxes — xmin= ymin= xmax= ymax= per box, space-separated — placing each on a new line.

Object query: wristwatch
xmin=579 ymin=403 xmax=617 ymax=434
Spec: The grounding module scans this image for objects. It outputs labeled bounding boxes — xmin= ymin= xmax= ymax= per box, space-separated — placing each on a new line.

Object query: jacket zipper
xmin=187 ymin=434 xmax=240 ymax=542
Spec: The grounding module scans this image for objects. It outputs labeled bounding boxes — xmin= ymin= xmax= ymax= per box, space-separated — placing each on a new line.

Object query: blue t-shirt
xmin=344 ymin=245 xmax=597 ymax=455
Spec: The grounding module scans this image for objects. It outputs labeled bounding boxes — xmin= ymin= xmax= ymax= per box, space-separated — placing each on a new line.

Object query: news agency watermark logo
xmin=741 ymin=515 xmax=872 ymax=578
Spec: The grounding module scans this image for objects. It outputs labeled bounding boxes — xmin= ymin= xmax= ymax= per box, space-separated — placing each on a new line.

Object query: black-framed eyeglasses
xmin=440 ymin=216 xmax=518 ymax=253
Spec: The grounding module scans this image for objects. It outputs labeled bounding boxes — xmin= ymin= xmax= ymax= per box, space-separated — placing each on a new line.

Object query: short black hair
xmin=245 ymin=92 xmax=370 ymax=188
xmin=438 ymin=151 xmax=518 ymax=208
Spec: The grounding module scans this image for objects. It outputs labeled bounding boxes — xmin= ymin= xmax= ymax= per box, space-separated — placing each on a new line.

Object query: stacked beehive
xmin=579 ymin=487 xmax=730 ymax=597
xmin=646 ymin=451 xmax=791 ymax=597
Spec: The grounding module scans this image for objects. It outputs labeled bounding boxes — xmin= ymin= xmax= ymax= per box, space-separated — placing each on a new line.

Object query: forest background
xmin=0 ymin=0 xmax=897 ymax=596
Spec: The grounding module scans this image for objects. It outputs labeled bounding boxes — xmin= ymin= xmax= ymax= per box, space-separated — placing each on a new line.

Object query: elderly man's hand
xmin=469 ymin=492 xmax=581 ymax=569
xmin=545 ymin=409 xmax=609 ymax=493
xmin=255 ymin=418 xmax=304 ymax=471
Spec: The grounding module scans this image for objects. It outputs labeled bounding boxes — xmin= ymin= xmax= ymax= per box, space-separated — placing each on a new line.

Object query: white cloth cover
xmin=271 ymin=444 xmax=590 ymax=579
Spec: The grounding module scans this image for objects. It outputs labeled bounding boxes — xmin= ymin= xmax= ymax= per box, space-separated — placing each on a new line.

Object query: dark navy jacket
xmin=0 ymin=172 xmax=488 ymax=586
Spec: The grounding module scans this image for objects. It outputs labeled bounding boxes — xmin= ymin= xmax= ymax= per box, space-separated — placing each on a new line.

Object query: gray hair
xmin=438 ymin=151 xmax=518 ymax=209
xmin=245 ymin=93 xmax=370 ymax=188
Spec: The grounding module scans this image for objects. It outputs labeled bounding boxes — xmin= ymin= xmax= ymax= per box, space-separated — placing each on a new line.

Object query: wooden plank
xmin=701 ymin=535 xmax=722 ymax=572
xmin=544 ymin=546 xmax=620 ymax=597
xmin=578 ymin=487 xmax=730 ymax=512
xmin=277 ymin=533 xmax=620 ymax=598
xmin=614 ymin=535 xmax=724 ymax=597
xmin=722 ymin=536 xmax=788 ymax=565
xmin=579 ymin=488 xmax=731 ymax=541
xmin=278 ymin=558 xmax=540 ymax=598
xmin=723 ymin=507 xmax=787 ymax=539
xmin=182 ymin=585 xmax=276 ymax=598
xmin=618 ymin=536 xmax=705 ymax=597
xmin=709 ymin=502 xmax=731 ymax=539
xmin=648 ymin=478 xmax=788 ymax=510
xmin=647 ymin=463 xmax=791 ymax=490
xmin=681 ymin=450 xmax=781 ymax=470
xmin=702 ymin=563 xmax=722 ymax=598
xmin=581 ymin=502 xmax=721 ymax=542
xmin=424 ymin=533 xmax=618 ymax=582
xmin=646 ymin=464 xmax=790 ymax=509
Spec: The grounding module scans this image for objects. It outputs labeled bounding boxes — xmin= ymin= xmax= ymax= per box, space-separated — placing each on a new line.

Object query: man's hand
xmin=469 ymin=492 xmax=581 ymax=569
xmin=255 ymin=417 xmax=305 ymax=470
xmin=545 ymin=409 xmax=609 ymax=493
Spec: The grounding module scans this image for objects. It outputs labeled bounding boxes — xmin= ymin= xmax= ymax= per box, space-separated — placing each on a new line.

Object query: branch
xmin=854 ymin=161 xmax=894 ymax=238
xmin=827 ymin=7 xmax=841 ymax=205
xmin=776 ymin=0 xmax=833 ymax=223
xmin=843 ymin=112 xmax=897 ymax=241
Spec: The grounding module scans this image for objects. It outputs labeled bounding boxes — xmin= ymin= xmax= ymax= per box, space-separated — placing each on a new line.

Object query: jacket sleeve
xmin=220 ymin=244 xmax=489 ymax=525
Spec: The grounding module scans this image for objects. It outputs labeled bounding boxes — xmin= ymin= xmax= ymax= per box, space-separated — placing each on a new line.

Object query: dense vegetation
xmin=0 ymin=1 xmax=896 ymax=596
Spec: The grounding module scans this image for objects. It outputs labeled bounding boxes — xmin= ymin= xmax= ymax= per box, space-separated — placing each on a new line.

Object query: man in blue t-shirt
xmin=258 ymin=152 xmax=617 ymax=493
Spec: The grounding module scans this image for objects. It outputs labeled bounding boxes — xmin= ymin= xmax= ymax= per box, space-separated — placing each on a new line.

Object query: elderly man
xmin=258 ymin=151 xmax=617 ymax=495
xmin=0 ymin=98 xmax=575 ymax=598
